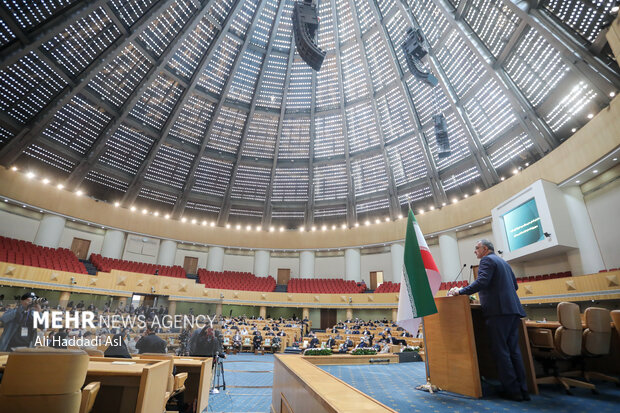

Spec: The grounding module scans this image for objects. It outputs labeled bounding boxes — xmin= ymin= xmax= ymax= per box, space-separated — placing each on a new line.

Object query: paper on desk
xmin=111 ymin=361 xmax=136 ymax=365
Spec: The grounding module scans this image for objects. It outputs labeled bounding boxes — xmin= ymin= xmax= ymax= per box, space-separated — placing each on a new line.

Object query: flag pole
xmin=415 ymin=317 xmax=440 ymax=393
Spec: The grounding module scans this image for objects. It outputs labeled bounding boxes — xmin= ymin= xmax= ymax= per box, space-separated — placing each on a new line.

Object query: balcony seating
xmin=374 ymin=281 xmax=400 ymax=293
xmin=0 ymin=235 xmax=87 ymax=274
xmin=287 ymin=278 xmax=365 ymax=294
xmin=89 ymin=254 xmax=185 ymax=278
xmin=197 ymin=269 xmax=276 ymax=292
xmin=516 ymin=272 xmax=572 ymax=283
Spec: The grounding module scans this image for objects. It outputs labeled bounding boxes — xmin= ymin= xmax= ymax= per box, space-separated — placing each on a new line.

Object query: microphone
xmin=452 ymin=264 xmax=467 ymax=282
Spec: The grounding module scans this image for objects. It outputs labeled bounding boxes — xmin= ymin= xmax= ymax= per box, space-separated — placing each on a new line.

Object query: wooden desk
xmin=172 ymin=357 xmax=213 ymax=413
xmin=424 ymin=296 xmax=537 ymax=398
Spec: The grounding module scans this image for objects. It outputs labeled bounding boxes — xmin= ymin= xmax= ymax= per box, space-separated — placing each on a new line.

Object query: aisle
xmin=206 ymin=353 xmax=274 ymax=413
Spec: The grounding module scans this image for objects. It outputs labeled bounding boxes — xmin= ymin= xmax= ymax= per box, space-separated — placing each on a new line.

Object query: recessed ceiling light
xmin=269 ymin=226 xmax=275 ymax=232
xmin=57 ymin=184 xmax=64 ymax=190
xmin=164 ymin=214 xmax=170 ymax=219
xmin=365 ymin=220 xmax=371 ymax=226
xmin=236 ymin=224 xmax=241 ymax=230
xmin=441 ymin=202 xmax=446 ymax=206
xmin=331 ymin=225 xmax=336 ymax=230
xmin=375 ymin=218 xmax=381 ymax=224
xmin=513 ymin=168 xmax=519 ymax=175
xmin=429 ymin=206 xmax=434 ymax=211
xmin=76 ymin=190 xmax=83 ymax=196
xmin=398 ymin=214 xmax=403 ymax=219
xmin=311 ymin=226 xmax=316 ymax=231
xmin=341 ymin=223 xmax=347 ymax=229
xmin=610 ymin=91 xmax=616 ymax=97
xmin=575 ymin=180 xmax=580 ymax=184
xmin=10 ymin=166 xmax=17 ymax=171
xmin=613 ymin=158 xmax=618 ymax=161
xmin=571 ymin=128 xmax=577 ymax=133
xmin=130 ymin=206 xmax=136 ymax=212
xmin=525 ymin=163 xmax=529 ymax=167
xmin=299 ymin=227 xmax=305 ymax=232
xmin=592 ymin=170 xmax=598 ymax=174
xmin=256 ymin=226 xmax=262 ymax=231
xmin=114 ymin=202 xmax=120 ymax=207
xmin=202 ymin=220 xmax=207 ymax=226
xmin=500 ymin=177 xmax=505 ymax=181
xmin=154 ymin=211 xmax=159 ymax=217
xmin=452 ymin=198 xmax=458 ymax=203
xmin=144 ymin=209 xmax=149 ymax=215
xmin=418 ymin=209 xmax=424 ymax=214
xmin=587 ymin=113 xmax=594 ymax=119
xmin=42 ymin=178 xmax=49 ymax=184
xmin=26 ymin=172 xmax=35 ymax=179
xmin=322 ymin=225 xmax=327 ymax=231
xmin=181 ymin=217 xmax=187 ymax=223
xmin=210 ymin=221 xmax=216 ymax=227
xmin=246 ymin=225 xmax=252 ymax=231
xmin=355 ymin=222 xmax=359 ymax=227
xmin=475 ymin=188 xmax=480 ymax=193
xmin=464 ymin=194 xmax=468 ymax=198
xmin=280 ymin=226 xmax=285 ymax=232
xmin=385 ymin=216 xmax=390 ymax=222
xmin=226 ymin=223 xmax=231 ymax=228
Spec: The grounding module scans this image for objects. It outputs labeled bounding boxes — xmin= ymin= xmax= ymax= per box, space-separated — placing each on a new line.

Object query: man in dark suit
xmin=448 ymin=239 xmax=529 ymax=402
xmin=326 ymin=336 xmax=336 ymax=348
xmin=136 ymin=326 xmax=167 ymax=354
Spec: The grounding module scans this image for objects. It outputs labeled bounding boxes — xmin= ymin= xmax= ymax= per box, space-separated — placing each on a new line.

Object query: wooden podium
xmin=423 ymin=296 xmax=538 ymax=398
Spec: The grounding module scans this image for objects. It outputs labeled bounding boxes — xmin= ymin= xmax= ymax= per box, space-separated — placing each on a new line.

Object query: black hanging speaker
xmin=402 ymin=28 xmax=438 ymax=87
xmin=292 ymin=0 xmax=325 ymax=71
xmin=433 ymin=113 xmax=451 ymax=158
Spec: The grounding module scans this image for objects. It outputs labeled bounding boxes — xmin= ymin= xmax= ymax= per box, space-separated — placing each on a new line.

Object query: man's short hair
xmin=478 ymin=239 xmax=494 ymax=252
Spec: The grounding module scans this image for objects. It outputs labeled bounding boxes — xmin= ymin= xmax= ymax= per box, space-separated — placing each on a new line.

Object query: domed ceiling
xmin=0 ymin=0 xmax=618 ymax=229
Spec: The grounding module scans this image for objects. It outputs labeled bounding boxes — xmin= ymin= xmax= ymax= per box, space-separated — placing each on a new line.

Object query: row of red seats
xmin=599 ymin=268 xmax=620 ymax=272
xmin=89 ymin=254 xmax=185 ymax=278
xmin=0 ymin=236 xmax=87 ymax=274
xmin=197 ymin=269 xmax=276 ymax=292
xmin=374 ymin=281 xmax=400 ymax=293
xmin=440 ymin=280 xmax=469 ymax=290
xmin=517 ymin=271 xmax=572 ymax=283
xmin=287 ymin=278 xmax=365 ymax=294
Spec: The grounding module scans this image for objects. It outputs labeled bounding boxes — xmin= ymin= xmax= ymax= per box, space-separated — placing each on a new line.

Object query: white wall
xmin=314 ymin=255 xmax=345 ymax=278
xmin=58 ymin=227 xmax=104 ymax=259
xmin=428 ymin=243 xmax=442 ymax=275
xmin=360 ymin=252 xmax=391 ymax=285
xmin=584 ymin=179 xmax=620 ymax=270
xmin=269 ymin=256 xmax=299 ymax=279
xmin=122 ymin=234 xmax=159 ymax=264
xmin=0 ymin=208 xmax=40 ymax=241
xmin=175 ymin=248 xmax=208 ymax=270
xmin=223 ymin=253 xmax=254 ymax=272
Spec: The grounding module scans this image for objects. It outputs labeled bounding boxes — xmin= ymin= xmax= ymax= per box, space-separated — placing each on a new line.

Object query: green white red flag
xmin=396 ymin=209 xmax=442 ymax=335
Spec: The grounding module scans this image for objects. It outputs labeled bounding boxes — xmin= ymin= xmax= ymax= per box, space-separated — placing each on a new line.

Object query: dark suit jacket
xmin=136 ymin=333 xmax=166 ymax=354
xmin=459 ymin=253 xmax=526 ymax=318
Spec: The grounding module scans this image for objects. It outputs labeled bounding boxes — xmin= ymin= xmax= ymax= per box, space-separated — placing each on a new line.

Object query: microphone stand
xmin=452 ymin=264 xmax=467 ymax=283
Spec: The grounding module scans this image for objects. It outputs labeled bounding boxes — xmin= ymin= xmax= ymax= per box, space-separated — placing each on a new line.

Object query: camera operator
xmin=0 ymin=292 xmax=44 ymax=351
xmin=189 ymin=327 xmax=225 ymax=358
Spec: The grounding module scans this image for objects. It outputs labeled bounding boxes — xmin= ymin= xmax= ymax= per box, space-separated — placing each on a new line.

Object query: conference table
xmin=168 ymin=356 xmax=213 ymax=413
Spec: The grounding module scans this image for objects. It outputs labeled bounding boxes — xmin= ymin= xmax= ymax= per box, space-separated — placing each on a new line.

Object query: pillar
xmin=34 ymin=214 xmax=66 ymax=248
xmin=207 ymin=246 xmax=225 ymax=272
xmin=302 ymin=307 xmax=310 ymax=320
xmin=563 ymin=186 xmax=605 ymax=275
xmin=168 ymin=301 xmax=177 ymax=316
xmin=101 ymin=229 xmax=126 ymax=259
xmin=259 ymin=306 xmax=267 ymax=319
xmin=253 ymin=250 xmax=270 ymax=277
xmin=438 ymin=231 xmax=461 ymax=281
xmin=59 ymin=291 xmax=71 ymax=309
xmin=299 ymin=251 xmax=315 ymax=279
xmin=391 ymin=308 xmax=398 ymax=322
xmin=346 ymin=308 xmax=353 ymax=321
xmin=157 ymin=240 xmax=177 ymax=266
xmin=216 ymin=301 xmax=223 ymax=318
xmin=390 ymin=243 xmax=404 ymax=283
xmin=117 ymin=297 xmax=127 ymax=310
xmin=345 ymin=248 xmax=361 ymax=281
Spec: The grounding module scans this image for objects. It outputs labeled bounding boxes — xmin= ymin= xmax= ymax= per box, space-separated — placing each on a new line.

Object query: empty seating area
xmin=197 ymin=269 xmax=276 ymax=292
xmin=374 ymin=281 xmax=400 ymax=293
xmin=0 ymin=235 xmax=87 ymax=274
xmin=599 ymin=268 xmax=620 ymax=272
xmin=287 ymin=278 xmax=365 ymax=294
xmin=89 ymin=254 xmax=185 ymax=278
xmin=517 ymin=271 xmax=572 ymax=283
xmin=439 ymin=280 xmax=469 ymax=290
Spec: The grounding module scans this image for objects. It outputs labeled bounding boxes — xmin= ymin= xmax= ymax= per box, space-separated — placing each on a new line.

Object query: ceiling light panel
xmin=313 ymin=163 xmax=348 ymax=201
xmin=205 ymin=106 xmax=247 ymax=154
xmin=278 ymin=117 xmax=310 ymax=159
xmin=352 ymin=0 xmax=375 ymax=35
xmin=138 ymin=186 xmax=177 ymax=205
xmin=336 ymin=0 xmax=356 ymax=44
xmin=314 ymin=113 xmax=345 ymax=159
xmin=108 ymin=0 xmax=159 ymax=28
xmin=129 ymin=73 xmax=184 ymax=131
xmin=356 ymin=197 xmax=389 ymax=214
xmin=197 ymin=34 xmax=242 ymax=96
xmin=436 ymin=31 xmax=486 ymax=99
xmin=442 ymin=166 xmax=480 ymax=191
xmin=387 ymin=138 xmax=427 ymax=186
xmin=317 ymin=0 xmax=336 ymax=52
xmin=0 ymin=126 xmax=14 ymax=147
xmin=144 ymin=145 xmax=193 ymax=189
xmin=383 ymin=11 xmax=413 ymax=73
xmin=228 ymin=48 xmax=264 ymax=106
xmin=340 ymin=43 xmax=370 ymax=102
xmin=272 ymin=0 xmax=294 ymax=51
xmin=314 ymin=205 xmax=347 ymax=218
xmin=230 ymin=164 xmax=271 ymax=201
xmin=249 ymin=0 xmax=278 ymax=48
xmin=255 ymin=53 xmax=287 ymax=109
xmin=99 ymin=124 xmax=154 ymax=175
xmin=398 ymin=185 xmax=432 ymax=206
xmin=167 ymin=16 xmax=217 ymax=80
xmin=41 ymin=8 xmax=121 ymax=78
xmin=137 ymin=0 xmax=196 ymax=59
xmin=408 ymin=0 xmax=450 ymax=49
xmin=346 ymin=102 xmax=380 ymax=153
xmin=315 ymin=54 xmax=339 ymax=109
xmin=0 ymin=17 xmax=15 ymax=48
xmin=229 ymin=207 xmax=263 ymax=218
xmin=22 ymin=143 xmax=75 ymax=173
xmin=273 ymin=167 xmax=309 ymax=202
xmin=229 ymin=0 xmax=259 ymax=39
xmin=242 ymin=113 xmax=278 ymax=158
xmin=463 ymin=0 xmax=521 ymax=58
xmin=192 ymin=156 xmax=233 ymax=197
xmin=375 ymin=88 xmax=415 ymax=144
xmin=545 ymin=81 xmax=597 ymax=132
xmin=86 ymin=44 xmax=151 ymax=109
xmin=351 ymin=154 xmax=388 ymax=197
xmin=85 ymin=170 xmax=130 ymax=193
xmin=503 ymin=27 xmax=569 ymax=107
xmin=543 ymin=0 xmax=616 ymax=44
xmin=3 ymin=0 xmax=81 ymax=30
xmin=0 ymin=52 xmax=68 ymax=123
xmin=185 ymin=201 xmax=220 ymax=214
xmin=42 ymin=94 xmax=112 ymax=155
xmin=286 ymin=59 xmax=313 ymax=110
xmin=363 ymin=30 xmax=397 ymax=92
xmin=406 ymin=76 xmax=450 ymax=127
xmin=168 ymin=94 xmax=216 ymax=147
xmin=207 ymin=0 xmax=235 ymax=25
xmin=488 ymin=132 xmax=534 ymax=169
xmin=271 ymin=209 xmax=305 ymax=219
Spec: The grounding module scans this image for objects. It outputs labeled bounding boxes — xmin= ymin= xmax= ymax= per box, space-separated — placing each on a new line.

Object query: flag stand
xmin=415 ymin=318 xmax=440 ymax=393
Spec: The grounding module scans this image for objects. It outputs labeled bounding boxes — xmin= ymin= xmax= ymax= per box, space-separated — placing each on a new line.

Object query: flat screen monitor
xmin=502 ymin=198 xmax=544 ymax=252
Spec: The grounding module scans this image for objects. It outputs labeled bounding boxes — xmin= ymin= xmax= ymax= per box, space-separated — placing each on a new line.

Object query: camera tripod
xmin=211 ymin=354 xmax=226 ymax=393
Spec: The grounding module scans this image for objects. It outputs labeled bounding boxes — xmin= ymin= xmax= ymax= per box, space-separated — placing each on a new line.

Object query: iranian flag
xmin=396 ymin=209 xmax=442 ymax=335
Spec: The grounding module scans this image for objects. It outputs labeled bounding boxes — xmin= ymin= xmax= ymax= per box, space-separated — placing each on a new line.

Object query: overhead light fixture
xmin=500 ymin=177 xmax=505 ymax=181
xmin=210 ymin=221 xmax=216 ymax=227
xmin=181 ymin=217 xmax=187 ymax=223
xmin=464 ymin=194 xmax=468 ymax=198
xmin=246 ymin=225 xmax=252 ymax=231
xmin=610 ymin=91 xmax=616 ymax=97
xmin=299 ymin=226 xmax=305 ymax=232
xmin=571 ymin=128 xmax=577 ymax=133
xmin=418 ymin=209 xmax=424 ymax=214
xmin=164 ymin=214 xmax=170 ymax=219
xmin=429 ymin=206 xmax=434 ymax=211
xmin=355 ymin=222 xmax=359 ymax=227
xmin=398 ymin=214 xmax=403 ymax=219
xmin=321 ymin=225 xmax=327 ymax=231
xmin=130 ymin=206 xmax=136 ymax=212
xmin=475 ymin=188 xmax=480 ymax=193
xmin=341 ymin=223 xmax=347 ymax=229
xmin=270 ymin=226 xmax=275 ymax=232
xmin=513 ymin=168 xmax=519 ymax=175
xmin=525 ymin=162 xmax=529 ymax=167
xmin=613 ymin=158 xmax=617 ymax=161
xmin=441 ymin=202 xmax=446 ymax=206
xmin=26 ymin=172 xmax=35 ymax=179
xmin=365 ymin=220 xmax=371 ymax=226
xmin=592 ymin=170 xmax=598 ymax=174
xmin=375 ymin=218 xmax=381 ymax=224
xmin=76 ymin=190 xmax=83 ymax=196
xmin=256 ymin=226 xmax=262 ymax=231
xmin=202 ymin=220 xmax=207 ymax=226
xmin=612 ymin=6 xmax=619 ymax=13
xmin=311 ymin=226 xmax=316 ymax=231
xmin=452 ymin=198 xmax=458 ymax=204
xmin=587 ymin=113 xmax=594 ymax=119
xmin=226 ymin=224 xmax=231 ymax=229
xmin=144 ymin=209 xmax=149 ymax=215
xmin=42 ymin=178 xmax=49 ymax=184
xmin=114 ymin=202 xmax=120 ymax=207
xmin=10 ymin=166 xmax=17 ymax=171
xmin=331 ymin=225 xmax=336 ymax=230
xmin=154 ymin=211 xmax=159 ymax=217
xmin=280 ymin=226 xmax=285 ymax=232
xmin=575 ymin=180 xmax=580 ymax=184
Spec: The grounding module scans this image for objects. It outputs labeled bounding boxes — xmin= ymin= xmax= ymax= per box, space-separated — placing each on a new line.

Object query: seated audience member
xmin=334 ymin=332 xmax=343 ymax=340
xmin=271 ymin=336 xmax=281 ymax=351
xmin=277 ymin=330 xmax=286 ymax=337
xmin=337 ymin=343 xmax=348 ymax=353
xmin=344 ymin=337 xmax=354 ymax=348
xmin=52 ymin=328 xmax=68 ymax=349
xmin=104 ymin=333 xmax=132 ymax=358
xmin=253 ymin=332 xmax=263 ymax=350
xmin=379 ymin=342 xmax=391 ymax=354
xmin=136 ymin=326 xmax=167 ymax=354
xmin=308 ymin=334 xmax=319 ymax=349
xmin=126 ymin=335 xmax=139 ymax=354
xmin=326 ymin=336 xmax=336 ymax=348
xmin=232 ymin=332 xmax=242 ymax=351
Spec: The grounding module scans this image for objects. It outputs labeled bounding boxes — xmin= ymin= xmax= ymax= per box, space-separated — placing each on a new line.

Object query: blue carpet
xmin=206 ymin=354 xmax=274 ymax=413
xmin=320 ymin=362 xmax=620 ymax=413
